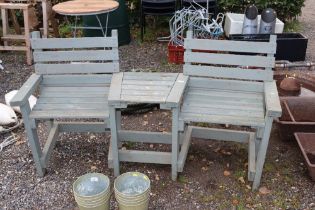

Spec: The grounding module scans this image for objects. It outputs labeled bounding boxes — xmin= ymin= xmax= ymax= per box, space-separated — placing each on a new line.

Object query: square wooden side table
xmin=108 ymin=72 xmax=189 ymax=180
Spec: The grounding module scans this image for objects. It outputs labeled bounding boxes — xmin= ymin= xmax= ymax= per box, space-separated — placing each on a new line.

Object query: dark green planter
xmin=83 ymin=0 xmax=131 ymax=46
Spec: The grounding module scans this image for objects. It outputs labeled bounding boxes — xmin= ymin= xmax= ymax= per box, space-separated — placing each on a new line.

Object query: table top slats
xmin=108 ymin=72 xmax=181 ymax=106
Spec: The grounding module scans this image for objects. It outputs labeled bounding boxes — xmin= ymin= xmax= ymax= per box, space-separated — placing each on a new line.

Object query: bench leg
xmin=252 ymin=117 xmax=273 ymax=190
xmin=255 ymin=127 xmax=264 ymax=158
xmin=109 ymin=106 xmax=120 ymax=176
xmin=171 ymin=107 xmax=179 ymax=181
xmin=20 ymin=103 xmax=45 ymax=177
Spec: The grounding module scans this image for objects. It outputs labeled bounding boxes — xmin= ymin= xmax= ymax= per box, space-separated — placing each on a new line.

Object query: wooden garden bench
xmin=174 ymin=31 xmax=281 ymax=189
xmin=10 ymin=30 xmax=119 ymax=176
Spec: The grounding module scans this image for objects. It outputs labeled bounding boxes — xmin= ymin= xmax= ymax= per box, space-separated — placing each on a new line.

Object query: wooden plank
xmin=183 ymin=65 xmax=273 ymax=81
xmin=39 ymin=92 xmax=107 ymax=98
xmin=10 ymin=74 xmax=42 ymax=106
xmin=108 ymin=72 xmax=123 ymax=103
xmin=42 ymin=74 xmax=112 ymax=85
xmin=30 ymin=109 xmax=108 ymax=119
xmin=183 ymin=95 xmax=263 ymax=107
xmin=33 ymin=49 xmax=119 ymax=62
xmin=121 ymin=84 xmax=172 ymax=91
xmin=182 ymin=102 xmax=264 ymax=113
xmin=118 ymin=130 xmax=172 ymax=144
xmin=40 ymin=86 xmax=109 ymax=92
xmin=177 ymin=126 xmax=192 ymax=172
xmin=31 ymin=37 xmax=118 ymax=49
xmin=33 ymin=103 xmax=108 ymax=110
xmin=184 ymin=52 xmax=275 ymax=68
xmin=166 ymin=73 xmax=188 ymax=106
xmin=0 ymin=3 xmax=31 ymax=9
xmin=264 ymin=81 xmax=282 ymax=117
xmin=121 ymin=90 xmax=169 ymax=96
xmin=122 ymin=80 xmax=175 ymax=86
xmin=118 ymin=150 xmax=172 ymax=164
xmin=123 ymin=73 xmax=177 ymax=81
xmin=181 ymin=106 xmax=264 ymax=118
xmin=188 ymin=77 xmax=264 ymax=92
xmin=191 ymin=126 xmax=252 ymax=143
xmin=184 ymin=38 xmax=277 ymax=54
xmin=186 ymin=88 xmax=263 ymax=100
xmin=37 ymin=97 xmax=106 ymax=104
xmin=41 ymin=123 xmax=59 ymax=167
xmin=35 ymin=63 xmax=119 ymax=74
xmin=58 ymin=122 xmax=110 ymax=133
xmin=120 ymin=95 xmax=166 ymax=103
xmin=180 ymin=113 xmax=265 ymax=127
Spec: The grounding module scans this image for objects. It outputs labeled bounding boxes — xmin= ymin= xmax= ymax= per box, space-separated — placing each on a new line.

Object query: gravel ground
xmin=1 ymin=2 xmax=315 ymax=209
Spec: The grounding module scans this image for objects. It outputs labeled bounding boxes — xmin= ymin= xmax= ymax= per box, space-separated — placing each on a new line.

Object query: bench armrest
xmin=264 ymin=81 xmax=282 ymax=118
xmin=10 ymin=74 xmax=42 ymax=107
xmin=165 ymin=73 xmax=189 ymax=107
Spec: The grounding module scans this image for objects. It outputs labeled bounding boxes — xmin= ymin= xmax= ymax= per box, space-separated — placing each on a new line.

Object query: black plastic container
xmin=229 ymin=33 xmax=308 ymax=61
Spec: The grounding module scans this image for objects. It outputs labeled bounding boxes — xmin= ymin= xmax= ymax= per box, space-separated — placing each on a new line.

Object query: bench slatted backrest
xmin=184 ymin=31 xmax=277 ymax=81
xmin=30 ymin=30 xmax=119 ymax=75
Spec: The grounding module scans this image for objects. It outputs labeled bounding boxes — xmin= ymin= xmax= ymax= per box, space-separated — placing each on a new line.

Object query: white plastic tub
xmin=224 ymin=13 xmax=284 ymax=37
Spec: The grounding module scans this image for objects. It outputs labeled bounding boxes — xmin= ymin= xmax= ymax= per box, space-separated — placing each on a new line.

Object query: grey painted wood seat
xmin=177 ymin=31 xmax=282 ymax=190
xmin=10 ymin=30 xmax=119 ymax=176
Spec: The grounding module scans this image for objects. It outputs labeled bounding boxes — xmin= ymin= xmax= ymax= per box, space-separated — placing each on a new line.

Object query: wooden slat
xmin=31 ymin=37 xmax=118 ymax=49
xmin=42 ymin=74 xmax=112 ymax=85
xmin=184 ymin=51 xmax=275 ymax=68
xmin=40 ymin=86 xmax=109 ymax=92
xmin=181 ymin=106 xmax=264 ymax=118
xmin=120 ymin=95 xmax=166 ymax=103
xmin=33 ymin=49 xmax=119 ymax=62
xmin=186 ymin=88 xmax=263 ymax=100
xmin=188 ymin=77 xmax=264 ymax=92
xmin=183 ymin=95 xmax=263 ymax=106
xmin=123 ymin=73 xmax=177 ymax=81
xmin=118 ymin=150 xmax=172 ymax=164
xmin=118 ymin=130 xmax=172 ymax=144
xmin=183 ymin=65 xmax=273 ymax=81
xmin=33 ymin=103 xmax=108 ymax=110
xmin=182 ymin=102 xmax=263 ymax=112
xmin=191 ymin=126 xmax=251 ymax=143
xmin=121 ymin=90 xmax=169 ymax=96
xmin=121 ymin=85 xmax=172 ymax=91
xmin=35 ymin=63 xmax=119 ymax=74
xmin=30 ymin=109 xmax=108 ymax=119
xmin=180 ymin=112 xmax=265 ymax=127
xmin=122 ymin=80 xmax=175 ymax=85
xmin=37 ymin=97 xmax=106 ymax=104
xmin=39 ymin=92 xmax=107 ymax=98
xmin=184 ymin=38 xmax=276 ymax=54
xmin=58 ymin=122 xmax=110 ymax=133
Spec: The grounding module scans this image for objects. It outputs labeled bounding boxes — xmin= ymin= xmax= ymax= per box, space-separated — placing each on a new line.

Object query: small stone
xmin=149 ymin=144 xmax=154 ymax=149
xmin=232 ymin=199 xmax=239 ymax=205
xmin=143 ymin=121 xmax=148 ymax=126
xmin=223 ymin=170 xmax=231 ymax=176
xmin=259 ymin=186 xmax=271 ymax=195
xmin=91 ymin=166 xmax=97 ymax=170
xmin=201 ymin=166 xmax=208 ymax=171
xmin=155 ymin=174 xmax=160 ymax=181
xmin=246 ymin=185 xmax=251 ymax=190
xmin=238 ymin=176 xmax=245 ymax=184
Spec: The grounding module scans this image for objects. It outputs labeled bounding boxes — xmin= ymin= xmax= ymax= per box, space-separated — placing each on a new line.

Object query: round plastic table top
xmin=53 ymin=0 xmax=119 ymax=16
